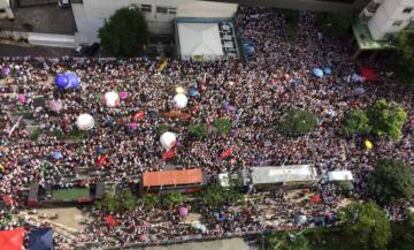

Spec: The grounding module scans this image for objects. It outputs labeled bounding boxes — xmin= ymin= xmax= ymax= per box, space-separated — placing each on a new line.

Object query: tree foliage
xmin=213 ymin=118 xmax=232 ymax=135
xmin=343 ymin=109 xmax=371 ymax=136
xmin=199 ymin=184 xmax=243 ymax=208
xmin=339 ymin=202 xmax=391 ymax=250
xmin=162 ymin=191 xmax=184 ymax=208
xmin=278 ymin=110 xmax=317 ymax=136
xmin=368 ymin=159 xmax=414 ymax=205
xmin=392 ymin=31 xmax=414 ymax=84
xmin=140 ymin=194 xmax=160 ymax=209
xmin=266 ymin=231 xmax=310 ymax=250
xmin=316 ymin=12 xmax=355 ymax=37
xmin=188 ymin=124 xmax=208 ymax=140
xmin=367 ymin=99 xmax=407 ymax=140
xmin=98 ymin=7 xmax=149 ymax=57
xmin=390 ymin=211 xmax=414 ymax=250
xmin=95 ymin=190 xmax=138 ymax=213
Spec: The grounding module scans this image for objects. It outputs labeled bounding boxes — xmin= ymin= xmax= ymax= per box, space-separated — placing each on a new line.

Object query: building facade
xmin=360 ymin=0 xmax=414 ymax=40
xmin=71 ymin=0 xmax=238 ymax=44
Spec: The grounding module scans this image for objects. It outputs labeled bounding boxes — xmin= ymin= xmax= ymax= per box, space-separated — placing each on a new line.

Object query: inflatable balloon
xmin=160 ymin=132 xmax=177 ymax=150
xmin=103 ymin=91 xmax=120 ymax=108
xmin=55 ymin=74 xmax=70 ymax=90
xmin=76 ymin=113 xmax=95 ymax=131
xmin=173 ymin=94 xmax=188 ymax=109
xmin=66 ymin=72 xmax=80 ymax=89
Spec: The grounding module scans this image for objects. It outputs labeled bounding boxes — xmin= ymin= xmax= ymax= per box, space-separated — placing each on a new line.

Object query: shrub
xmin=278 ymin=109 xmax=317 ymax=136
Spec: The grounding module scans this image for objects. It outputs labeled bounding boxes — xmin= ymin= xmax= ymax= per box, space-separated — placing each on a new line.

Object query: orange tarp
xmin=143 ymin=169 xmax=203 ymax=187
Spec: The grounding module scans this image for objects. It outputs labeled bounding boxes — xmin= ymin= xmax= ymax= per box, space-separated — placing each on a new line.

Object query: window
xmin=402 ymin=8 xmax=413 ymax=14
xmin=168 ymin=8 xmax=177 ymax=15
xmin=156 ymin=6 xmax=168 ymax=14
xmin=392 ymin=21 xmax=403 ymax=26
xmin=141 ymin=4 xmax=152 ymax=13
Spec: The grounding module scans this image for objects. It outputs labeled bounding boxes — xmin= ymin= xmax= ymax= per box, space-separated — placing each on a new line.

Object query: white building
xmin=361 ymin=0 xmax=414 ymax=40
xmin=0 ymin=0 xmax=13 ymax=20
xmin=71 ymin=0 xmax=237 ymax=45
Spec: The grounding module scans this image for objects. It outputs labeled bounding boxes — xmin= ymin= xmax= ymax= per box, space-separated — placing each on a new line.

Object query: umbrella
xmin=312 ymin=68 xmax=324 ymax=78
xmin=310 ymin=194 xmax=322 ymax=204
xmin=66 ymin=72 xmax=80 ymax=89
xmin=189 ymin=88 xmax=200 ymax=97
xmin=48 ymin=99 xmax=63 ymax=112
xmin=29 ymin=228 xmax=53 ymax=250
xmin=18 ymin=95 xmax=26 ymax=105
xmin=129 ymin=122 xmax=137 ymax=130
xmin=119 ymin=91 xmax=128 ymax=100
xmin=179 ymin=207 xmax=189 ymax=217
xmin=2 ymin=67 xmax=10 ymax=77
xmin=55 ymin=74 xmax=70 ymax=90
xmin=323 ymin=67 xmax=332 ymax=75
xmin=133 ymin=111 xmax=145 ymax=121
xmin=51 ymin=151 xmax=63 ymax=160
xmin=105 ymin=215 xmax=117 ymax=227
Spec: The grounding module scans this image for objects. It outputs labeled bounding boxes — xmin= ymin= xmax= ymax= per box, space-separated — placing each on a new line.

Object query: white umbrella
xmin=103 ymin=91 xmax=120 ymax=108
xmin=160 ymin=132 xmax=176 ymax=150
xmin=76 ymin=113 xmax=94 ymax=131
xmin=173 ymin=94 xmax=188 ymax=109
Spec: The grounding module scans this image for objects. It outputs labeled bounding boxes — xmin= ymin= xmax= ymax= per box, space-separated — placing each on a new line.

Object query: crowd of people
xmin=0 ymin=6 xmax=413 ymax=249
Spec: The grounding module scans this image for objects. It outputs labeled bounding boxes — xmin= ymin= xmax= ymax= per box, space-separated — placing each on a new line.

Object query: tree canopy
xmin=277 ymin=109 xmax=317 ymax=136
xmin=339 ymin=202 xmax=391 ymax=250
xmin=162 ymin=191 xmax=184 ymax=208
xmin=390 ymin=211 xmax=414 ymax=250
xmin=98 ymin=7 xmax=149 ymax=57
xmin=213 ymin=118 xmax=232 ymax=135
xmin=368 ymin=159 xmax=414 ymax=205
xmin=188 ymin=124 xmax=208 ymax=140
xmin=343 ymin=108 xmax=371 ymax=136
xmin=392 ymin=31 xmax=414 ymax=84
xmin=199 ymin=184 xmax=243 ymax=208
xmin=316 ymin=12 xmax=355 ymax=37
xmin=367 ymin=99 xmax=407 ymax=140
xmin=266 ymin=231 xmax=310 ymax=250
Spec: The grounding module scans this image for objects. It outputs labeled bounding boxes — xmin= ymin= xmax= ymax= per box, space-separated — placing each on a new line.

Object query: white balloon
xmin=173 ymin=94 xmax=188 ymax=109
xmin=76 ymin=113 xmax=94 ymax=131
xmin=104 ymin=91 xmax=120 ymax=108
xmin=160 ymin=132 xmax=177 ymax=150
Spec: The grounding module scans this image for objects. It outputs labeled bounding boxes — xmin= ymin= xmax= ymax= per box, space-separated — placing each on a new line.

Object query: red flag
xmin=133 ymin=111 xmax=145 ymax=121
xmin=220 ymin=147 xmax=233 ymax=160
xmin=162 ymin=149 xmax=176 ymax=160
xmin=105 ymin=215 xmax=117 ymax=227
xmin=96 ymin=155 xmax=107 ymax=167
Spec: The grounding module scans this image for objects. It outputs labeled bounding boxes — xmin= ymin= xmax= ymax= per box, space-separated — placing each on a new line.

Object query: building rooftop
xmin=0 ymin=5 xmax=76 ymax=34
xmin=353 ymin=20 xmax=395 ymax=50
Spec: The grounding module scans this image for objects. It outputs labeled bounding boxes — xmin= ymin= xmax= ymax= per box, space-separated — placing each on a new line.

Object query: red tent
xmin=105 ymin=215 xmax=117 ymax=227
xmin=0 ymin=228 xmax=25 ymax=250
xmin=361 ymin=67 xmax=378 ymax=81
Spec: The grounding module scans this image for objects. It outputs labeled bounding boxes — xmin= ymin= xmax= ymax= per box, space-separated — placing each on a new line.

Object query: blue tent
xmin=55 ymin=74 xmax=69 ymax=90
xmin=313 ymin=68 xmax=324 ymax=78
xmin=29 ymin=228 xmax=53 ymax=250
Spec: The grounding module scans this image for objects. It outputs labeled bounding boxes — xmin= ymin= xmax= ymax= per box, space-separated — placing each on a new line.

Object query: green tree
xmin=199 ymin=184 xmax=243 ymax=208
xmin=140 ymin=194 xmax=160 ymax=209
xmin=96 ymin=193 xmax=120 ymax=213
xmin=277 ymin=110 xmax=317 ymax=136
xmin=316 ymin=12 xmax=355 ymax=37
xmin=368 ymin=159 xmax=414 ymax=205
xmin=266 ymin=231 xmax=310 ymax=250
xmin=119 ymin=189 xmax=138 ymax=211
xmin=98 ymin=7 xmax=149 ymax=57
xmin=162 ymin=191 xmax=184 ymax=208
xmin=392 ymin=31 xmax=414 ymax=84
xmin=390 ymin=211 xmax=414 ymax=250
xmin=367 ymin=99 xmax=407 ymax=140
xmin=52 ymin=128 xmax=65 ymax=140
xmin=188 ymin=124 xmax=208 ymax=140
xmin=213 ymin=118 xmax=232 ymax=135
xmin=343 ymin=109 xmax=371 ymax=136
xmin=339 ymin=202 xmax=391 ymax=250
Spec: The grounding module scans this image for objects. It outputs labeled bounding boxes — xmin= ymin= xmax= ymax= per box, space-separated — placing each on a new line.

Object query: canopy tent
xmin=177 ymin=22 xmax=224 ymax=61
xmin=0 ymin=228 xmax=25 ymax=250
xmin=29 ymin=228 xmax=53 ymax=250
xmin=327 ymin=170 xmax=354 ymax=182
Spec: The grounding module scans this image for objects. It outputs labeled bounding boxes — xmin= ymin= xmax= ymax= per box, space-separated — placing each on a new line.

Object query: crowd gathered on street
xmin=0 ymin=6 xmax=413 ymax=249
